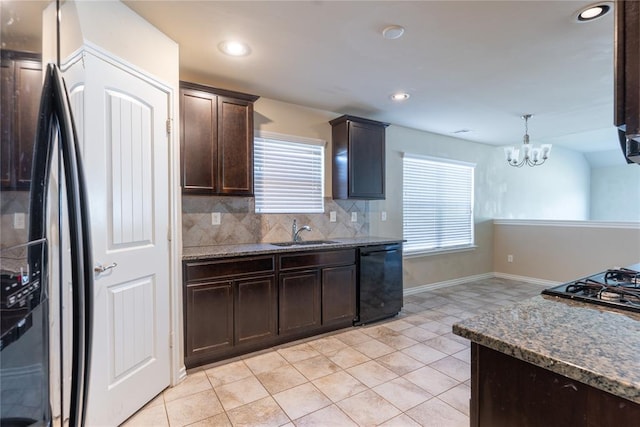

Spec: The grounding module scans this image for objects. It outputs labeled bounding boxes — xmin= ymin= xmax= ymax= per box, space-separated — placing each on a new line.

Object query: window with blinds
xmin=402 ymin=153 xmax=475 ymax=254
xmin=254 ymin=131 xmax=325 ymax=213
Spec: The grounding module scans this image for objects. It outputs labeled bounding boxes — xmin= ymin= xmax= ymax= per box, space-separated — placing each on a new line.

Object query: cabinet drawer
xmin=185 ymin=256 xmax=275 ymax=282
xmin=279 ymin=249 xmax=356 ymax=271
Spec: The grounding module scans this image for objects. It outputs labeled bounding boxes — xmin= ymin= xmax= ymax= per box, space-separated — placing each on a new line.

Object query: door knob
xmin=94 ymin=262 xmax=117 ymax=274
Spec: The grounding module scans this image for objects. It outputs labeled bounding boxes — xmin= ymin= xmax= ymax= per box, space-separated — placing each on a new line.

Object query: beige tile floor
xmin=123 ymin=278 xmax=543 ymax=427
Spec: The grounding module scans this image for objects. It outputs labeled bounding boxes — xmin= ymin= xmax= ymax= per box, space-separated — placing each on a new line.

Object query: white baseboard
xmin=403 ymin=273 xmax=494 ymax=296
xmin=403 ymin=272 xmax=558 ymax=296
xmin=492 ymin=272 xmax=560 ymax=287
xmin=173 ymin=366 xmax=187 ymax=386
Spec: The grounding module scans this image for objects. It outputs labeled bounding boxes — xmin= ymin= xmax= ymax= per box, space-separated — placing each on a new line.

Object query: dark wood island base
xmin=470 ymin=343 xmax=640 ymax=427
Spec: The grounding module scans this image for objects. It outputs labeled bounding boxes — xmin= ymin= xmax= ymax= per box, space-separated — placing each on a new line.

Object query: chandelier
xmin=503 ymin=114 xmax=552 ymax=167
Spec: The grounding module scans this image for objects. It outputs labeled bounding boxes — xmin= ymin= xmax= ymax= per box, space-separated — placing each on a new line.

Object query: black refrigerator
xmin=0 ymin=57 xmax=93 ymax=427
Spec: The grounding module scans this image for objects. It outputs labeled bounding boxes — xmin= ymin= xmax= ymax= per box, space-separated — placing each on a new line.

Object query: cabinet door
xmin=235 ymin=275 xmax=277 ymax=346
xmin=321 ymin=265 xmax=356 ymax=327
xmin=472 ymin=344 xmax=640 ymax=427
xmin=0 ymin=55 xmax=42 ymax=190
xmin=14 ymin=59 xmax=41 ymax=188
xmin=184 ymin=280 xmax=233 ymax=364
xmin=0 ymin=58 xmax=12 ymax=188
xmin=279 ymin=270 xmax=321 ymax=335
xmin=348 ymin=121 xmax=385 ymax=199
xmin=217 ymin=96 xmax=254 ymax=195
xmin=180 ymin=88 xmax=217 ymax=193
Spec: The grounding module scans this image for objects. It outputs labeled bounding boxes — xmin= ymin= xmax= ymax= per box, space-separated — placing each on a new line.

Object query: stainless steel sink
xmin=271 ymin=240 xmax=339 ymax=247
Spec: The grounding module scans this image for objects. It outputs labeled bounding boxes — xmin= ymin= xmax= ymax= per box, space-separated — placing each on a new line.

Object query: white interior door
xmin=67 ymin=52 xmax=171 ymax=425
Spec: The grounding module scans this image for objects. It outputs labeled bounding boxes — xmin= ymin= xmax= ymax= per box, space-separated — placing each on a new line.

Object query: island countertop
xmin=453 ymin=295 xmax=640 ymax=404
xmin=182 ymin=236 xmax=404 ymax=260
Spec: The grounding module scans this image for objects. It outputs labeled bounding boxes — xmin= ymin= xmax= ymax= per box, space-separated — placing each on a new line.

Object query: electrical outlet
xmin=211 ymin=212 xmax=221 ymax=225
xmin=351 ymin=212 xmax=357 ymax=222
xmin=329 ymin=211 xmax=337 ymax=222
xmin=507 ymin=254 xmax=513 ymax=263
xmin=13 ymin=213 xmax=25 ymax=229
xmin=381 ymin=211 xmax=387 ymax=221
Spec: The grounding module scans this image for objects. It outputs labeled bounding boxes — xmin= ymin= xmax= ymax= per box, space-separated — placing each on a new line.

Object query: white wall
xmin=492 ymin=146 xmax=591 ymax=220
xmin=590 ymin=164 xmax=640 ymax=221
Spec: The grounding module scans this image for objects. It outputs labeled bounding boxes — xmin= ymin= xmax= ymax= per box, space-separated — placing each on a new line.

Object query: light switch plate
xmin=351 ymin=212 xmax=357 ymax=222
xmin=381 ymin=211 xmax=387 ymax=221
xmin=329 ymin=211 xmax=337 ymax=222
xmin=13 ymin=213 xmax=25 ymax=229
xmin=211 ymin=212 xmax=221 ymax=225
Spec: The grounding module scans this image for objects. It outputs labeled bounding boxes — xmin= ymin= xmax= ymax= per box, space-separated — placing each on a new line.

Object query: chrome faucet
xmin=292 ymin=219 xmax=311 ymax=242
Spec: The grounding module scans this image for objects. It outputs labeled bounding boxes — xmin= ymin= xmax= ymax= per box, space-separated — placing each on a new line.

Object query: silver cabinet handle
xmin=94 ymin=262 xmax=117 ymax=274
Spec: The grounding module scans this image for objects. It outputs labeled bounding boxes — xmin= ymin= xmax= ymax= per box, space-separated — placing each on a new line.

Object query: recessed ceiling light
xmin=576 ymin=3 xmax=611 ymax=22
xmin=390 ymin=92 xmax=410 ymax=101
xmin=218 ymin=40 xmax=251 ymax=57
xmin=382 ymin=25 xmax=405 ymax=40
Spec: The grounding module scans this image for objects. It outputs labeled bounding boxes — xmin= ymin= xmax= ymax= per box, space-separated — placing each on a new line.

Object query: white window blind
xmin=403 ymin=154 xmax=475 ymax=254
xmin=254 ymin=131 xmax=325 ymax=213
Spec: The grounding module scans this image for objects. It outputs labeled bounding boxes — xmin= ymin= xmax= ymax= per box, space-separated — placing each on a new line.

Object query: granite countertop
xmin=453 ymin=295 xmax=640 ymax=404
xmin=182 ymin=236 xmax=404 ymax=260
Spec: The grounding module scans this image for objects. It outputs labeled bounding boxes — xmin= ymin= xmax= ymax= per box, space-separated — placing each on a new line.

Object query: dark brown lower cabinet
xmin=471 ymin=343 xmax=640 ymax=427
xmin=279 ymin=249 xmax=357 ymax=337
xmin=235 ymin=275 xmax=277 ymax=346
xmin=322 ymin=265 xmax=356 ymax=327
xmin=183 ymin=256 xmax=276 ymax=368
xmin=184 ymin=249 xmax=357 ymax=368
xmin=279 ymin=270 xmax=321 ymax=336
xmin=184 ymin=280 xmax=233 ymax=361
xmin=184 ymin=275 xmax=277 ymax=368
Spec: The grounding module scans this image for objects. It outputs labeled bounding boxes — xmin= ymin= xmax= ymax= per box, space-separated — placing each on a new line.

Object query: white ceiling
xmin=2 ymin=1 xmax=621 ymax=156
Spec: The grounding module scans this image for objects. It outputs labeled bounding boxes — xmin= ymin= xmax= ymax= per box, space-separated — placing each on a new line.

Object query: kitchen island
xmin=453 ymin=295 xmax=640 ymax=426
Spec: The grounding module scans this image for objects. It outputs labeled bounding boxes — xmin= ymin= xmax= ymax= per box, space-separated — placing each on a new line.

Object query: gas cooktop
xmin=542 ymin=265 xmax=640 ymax=313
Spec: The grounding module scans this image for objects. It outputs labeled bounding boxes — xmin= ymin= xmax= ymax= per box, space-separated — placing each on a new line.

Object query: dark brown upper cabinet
xmin=330 ymin=115 xmax=389 ymax=200
xmin=614 ymin=1 xmax=640 ymax=163
xmin=180 ymin=81 xmax=259 ymax=195
xmin=1 ymin=50 xmax=42 ymax=190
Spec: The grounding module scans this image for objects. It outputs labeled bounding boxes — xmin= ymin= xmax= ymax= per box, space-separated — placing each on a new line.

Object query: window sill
xmin=403 ymin=245 xmax=477 ymax=259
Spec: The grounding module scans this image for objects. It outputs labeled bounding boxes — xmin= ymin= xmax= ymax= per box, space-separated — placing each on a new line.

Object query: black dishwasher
xmin=356 ymin=244 xmax=403 ymax=325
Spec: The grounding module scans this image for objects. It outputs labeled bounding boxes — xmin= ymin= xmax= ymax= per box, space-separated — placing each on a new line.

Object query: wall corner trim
xmin=493 ymin=219 xmax=640 ymax=229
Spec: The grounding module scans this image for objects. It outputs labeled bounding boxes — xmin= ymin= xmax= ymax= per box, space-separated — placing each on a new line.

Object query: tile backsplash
xmin=182 ymin=196 xmax=370 ymax=247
